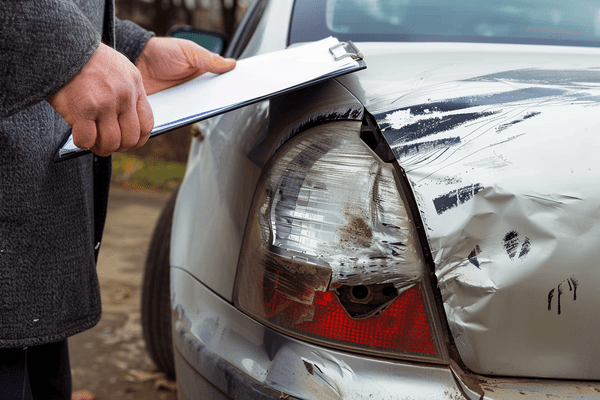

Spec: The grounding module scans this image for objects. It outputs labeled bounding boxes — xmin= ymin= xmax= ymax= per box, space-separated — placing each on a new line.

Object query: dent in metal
xmin=373 ymin=66 xmax=600 ymax=379
xmin=172 ymin=267 xmax=467 ymax=399
xmin=450 ymin=359 xmax=600 ymax=400
xmin=433 ymin=184 xmax=484 ymax=215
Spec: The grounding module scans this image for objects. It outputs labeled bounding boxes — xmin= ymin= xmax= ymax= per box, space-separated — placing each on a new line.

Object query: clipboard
xmin=54 ymin=37 xmax=366 ymax=162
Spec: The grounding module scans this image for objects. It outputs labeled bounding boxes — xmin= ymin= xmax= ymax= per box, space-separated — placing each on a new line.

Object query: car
xmin=141 ymin=0 xmax=600 ymax=398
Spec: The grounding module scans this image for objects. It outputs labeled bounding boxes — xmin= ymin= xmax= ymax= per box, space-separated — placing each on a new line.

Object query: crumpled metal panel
xmin=172 ymin=267 xmax=464 ymax=400
xmin=374 ymin=67 xmax=600 ymax=379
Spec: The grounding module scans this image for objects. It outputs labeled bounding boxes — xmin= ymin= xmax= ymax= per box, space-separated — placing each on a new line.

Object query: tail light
xmin=234 ymin=120 xmax=447 ymax=363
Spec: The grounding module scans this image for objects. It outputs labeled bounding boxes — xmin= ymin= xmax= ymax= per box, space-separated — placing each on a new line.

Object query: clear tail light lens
xmin=234 ymin=121 xmax=447 ymax=363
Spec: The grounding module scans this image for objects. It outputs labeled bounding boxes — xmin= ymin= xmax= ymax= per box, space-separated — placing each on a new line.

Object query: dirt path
xmin=68 ymin=188 xmax=176 ymax=400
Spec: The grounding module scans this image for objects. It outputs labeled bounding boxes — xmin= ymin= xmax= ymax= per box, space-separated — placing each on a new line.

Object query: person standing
xmin=0 ymin=1 xmax=235 ymax=398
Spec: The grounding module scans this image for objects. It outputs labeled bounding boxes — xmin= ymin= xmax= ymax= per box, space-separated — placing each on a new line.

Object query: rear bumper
xmin=174 ymin=330 xmax=298 ymax=400
xmin=171 ymin=266 xmax=600 ymax=399
xmin=171 ymin=267 xmax=465 ymax=400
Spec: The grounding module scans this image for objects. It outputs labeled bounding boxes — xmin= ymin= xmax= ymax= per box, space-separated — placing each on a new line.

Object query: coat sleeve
xmin=114 ymin=18 xmax=154 ymax=64
xmin=0 ymin=0 xmax=101 ymax=118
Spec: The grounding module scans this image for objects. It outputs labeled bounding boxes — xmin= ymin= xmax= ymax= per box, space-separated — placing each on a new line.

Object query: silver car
xmin=142 ymin=0 xmax=600 ymax=398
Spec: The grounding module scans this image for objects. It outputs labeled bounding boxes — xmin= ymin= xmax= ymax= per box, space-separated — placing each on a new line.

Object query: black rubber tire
xmin=141 ymin=187 xmax=178 ymax=378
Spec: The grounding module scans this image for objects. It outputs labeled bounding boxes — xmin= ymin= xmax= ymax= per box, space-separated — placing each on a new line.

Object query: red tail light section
xmin=234 ymin=121 xmax=447 ymax=363
xmin=264 ymin=280 xmax=436 ymax=354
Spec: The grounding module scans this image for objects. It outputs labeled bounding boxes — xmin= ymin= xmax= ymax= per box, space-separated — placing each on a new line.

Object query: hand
xmin=48 ymin=43 xmax=153 ymax=157
xmin=135 ymin=37 xmax=236 ymax=95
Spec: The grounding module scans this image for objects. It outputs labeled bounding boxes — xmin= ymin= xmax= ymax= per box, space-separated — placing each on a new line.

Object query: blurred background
xmin=112 ymin=0 xmax=252 ymax=192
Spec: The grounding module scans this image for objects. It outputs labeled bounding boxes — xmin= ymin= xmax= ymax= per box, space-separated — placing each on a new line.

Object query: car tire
xmin=141 ymin=187 xmax=178 ymax=378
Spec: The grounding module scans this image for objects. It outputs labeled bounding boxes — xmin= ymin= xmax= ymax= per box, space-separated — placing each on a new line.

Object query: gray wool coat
xmin=0 ymin=0 xmax=153 ymax=348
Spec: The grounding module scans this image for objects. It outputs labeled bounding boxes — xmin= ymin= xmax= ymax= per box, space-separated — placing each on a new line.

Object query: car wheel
xmin=141 ymin=187 xmax=178 ymax=378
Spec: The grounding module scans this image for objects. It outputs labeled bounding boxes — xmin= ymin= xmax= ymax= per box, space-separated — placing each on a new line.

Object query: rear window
xmin=290 ymin=0 xmax=600 ymax=47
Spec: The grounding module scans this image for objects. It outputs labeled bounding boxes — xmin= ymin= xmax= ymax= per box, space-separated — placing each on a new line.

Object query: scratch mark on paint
xmin=518 ymin=237 xmax=531 ymax=259
xmin=548 ymin=276 xmax=578 ymax=314
xmin=502 ymin=231 xmax=531 ymax=260
xmin=432 ymin=183 xmax=484 ymax=214
xmin=465 ymin=69 xmax=600 ymax=87
xmin=468 ymin=245 xmax=482 ymax=268
xmin=375 ymin=88 xmax=568 ymax=123
xmin=496 ymin=111 xmax=541 ymax=132
xmin=503 ymin=230 xmax=520 ymax=260
xmin=440 ymin=176 xmax=462 ymax=185
xmin=382 ymin=112 xmax=498 ymax=146
xmin=393 ymin=137 xmax=461 ymax=159
xmin=303 ymin=360 xmax=314 ymax=375
xmin=557 ymin=282 xmax=563 ymax=315
xmin=571 ymin=276 xmax=579 ymax=300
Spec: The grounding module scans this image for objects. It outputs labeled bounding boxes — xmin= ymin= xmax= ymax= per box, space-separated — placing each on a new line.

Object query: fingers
xmin=137 ymin=37 xmax=237 ymax=94
xmin=92 ymin=116 xmax=122 ymax=157
xmin=117 ymin=104 xmax=141 ymax=151
xmin=72 ymin=120 xmax=97 ymax=150
xmin=134 ymin=94 xmax=154 ymax=149
xmin=88 ymin=93 xmax=153 ymax=155
xmin=71 ymin=95 xmax=152 ymax=156
xmin=184 ymin=41 xmax=236 ymax=74
xmin=47 ymin=44 xmax=155 ymax=157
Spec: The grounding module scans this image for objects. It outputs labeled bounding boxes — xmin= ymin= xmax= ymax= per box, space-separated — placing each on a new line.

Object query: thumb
xmin=194 ymin=49 xmax=236 ymax=74
xmin=180 ymin=39 xmax=236 ymax=75
xmin=204 ymin=53 xmax=236 ymax=74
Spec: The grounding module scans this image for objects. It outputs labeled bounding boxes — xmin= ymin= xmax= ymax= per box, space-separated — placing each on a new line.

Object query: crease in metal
xmin=373 ymin=67 xmax=600 ymax=379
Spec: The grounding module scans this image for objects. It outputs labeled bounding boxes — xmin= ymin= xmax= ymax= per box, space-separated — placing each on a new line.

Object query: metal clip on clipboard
xmin=328 ymin=41 xmax=364 ymax=62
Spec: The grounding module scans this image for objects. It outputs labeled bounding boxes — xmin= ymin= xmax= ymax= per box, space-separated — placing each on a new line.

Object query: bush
xmin=112 ymin=153 xmax=186 ymax=192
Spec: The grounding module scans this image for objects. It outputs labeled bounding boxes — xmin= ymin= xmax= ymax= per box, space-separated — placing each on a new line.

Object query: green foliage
xmin=111 ymin=127 xmax=192 ymax=191
xmin=112 ymin=153 xmax=186 ymax=192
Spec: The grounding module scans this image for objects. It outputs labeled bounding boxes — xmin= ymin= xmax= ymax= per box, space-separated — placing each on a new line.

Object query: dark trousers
xmin=0 ymin=339 xmax=72 ymax=400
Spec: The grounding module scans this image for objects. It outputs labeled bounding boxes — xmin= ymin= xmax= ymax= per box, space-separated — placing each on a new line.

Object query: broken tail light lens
xmin=234 ymin=121 xmax=447 ymax=363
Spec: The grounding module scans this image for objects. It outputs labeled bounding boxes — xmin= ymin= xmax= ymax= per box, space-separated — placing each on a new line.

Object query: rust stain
xmin=339 ymin=216 xmax=372 ymax=248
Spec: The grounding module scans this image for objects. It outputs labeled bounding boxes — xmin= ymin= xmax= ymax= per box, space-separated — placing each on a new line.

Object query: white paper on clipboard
xmin=55 ymin=37 xmax=366 ymax=162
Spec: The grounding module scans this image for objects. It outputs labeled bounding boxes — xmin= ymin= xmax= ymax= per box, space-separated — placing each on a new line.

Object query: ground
xmin=69 ymin=188 xmax=176 ymax=400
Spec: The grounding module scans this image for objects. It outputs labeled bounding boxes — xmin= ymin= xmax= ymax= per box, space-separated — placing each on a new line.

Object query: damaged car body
xmin=371 ymin=68 xmax=600 ymax=381
xmin=141 ymin=0 xmax=600 ymax=398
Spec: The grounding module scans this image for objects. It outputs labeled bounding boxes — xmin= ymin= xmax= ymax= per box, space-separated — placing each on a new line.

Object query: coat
xmin=0 ymin=0 xmax=152 ymax=348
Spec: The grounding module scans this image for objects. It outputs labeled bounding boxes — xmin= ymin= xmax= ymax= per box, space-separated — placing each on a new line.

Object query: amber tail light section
xmin=234 ymin=121 xmax=447 ymax=363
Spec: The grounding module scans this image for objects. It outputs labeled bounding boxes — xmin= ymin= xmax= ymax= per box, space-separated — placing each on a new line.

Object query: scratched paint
xmin=517 ymin=237 xmax=531 ymax=259
xmin=501 ymin=231 xmax=531 ymax=260
xmin=468 ymin=245 xmax=482 ymax=268
xmin=466 ymin=68 xmax=600 ymax=86
xmin=497 ymin=112 xmax=541 ymax=132
xmin=372 ymin=63 xmax=600 ymax=379
xmin=548 ymin=276 xmax=579 ymax=315
xmin=375 ymin=88 xmax=567 ymax=122
xmin=393 ymin=137 xmax=461 ymax=159
xmin=432 ymin=184 xmax=484 ymax=215
xmin=379 ymin=111 xmax=498 ymax=145
xmin=502 ymin=230 xmax=520 ymax=259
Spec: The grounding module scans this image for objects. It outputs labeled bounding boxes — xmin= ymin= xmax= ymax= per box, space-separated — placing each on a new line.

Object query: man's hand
xmin=48 ymin=43 xmax=153 ymax=157
xmin=48 ymin=37 xmax=235 ymax=157
xmin=135 ymin=37 xmax=236 ymax=95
